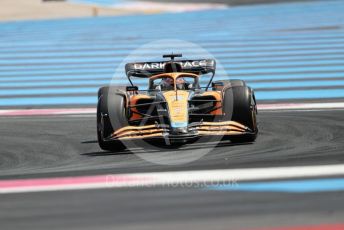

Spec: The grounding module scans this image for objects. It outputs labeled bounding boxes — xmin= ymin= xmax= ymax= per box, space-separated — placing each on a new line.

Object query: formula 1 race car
xmin=97 ymin=54 xmax=258 ymax=151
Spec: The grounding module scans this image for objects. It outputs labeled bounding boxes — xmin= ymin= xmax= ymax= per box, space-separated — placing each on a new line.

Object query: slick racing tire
xmin=223 ymin=80 xmax=258 ymax=143
xmin=97 ymin=86 xmax=127 ymax=151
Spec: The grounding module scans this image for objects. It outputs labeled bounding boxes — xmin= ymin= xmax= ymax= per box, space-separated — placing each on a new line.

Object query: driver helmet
xmin=160 ymin=77 xmax=174 ymax=90
xmin=176 ymin=77 xmax=187 ymax=90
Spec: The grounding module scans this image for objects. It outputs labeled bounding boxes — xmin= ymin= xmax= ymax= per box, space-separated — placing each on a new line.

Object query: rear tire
xmin=97 ymin=86 xmax=127 ymax=151
xmin=222 ymin=80 xmax=258 ymax=143
xmin=213 ymin=79 xmax=246 ymax=88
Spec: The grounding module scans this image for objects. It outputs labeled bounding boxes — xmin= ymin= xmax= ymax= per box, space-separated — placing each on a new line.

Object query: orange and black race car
xmin=97 ymin=54 xmax=258 ymax=151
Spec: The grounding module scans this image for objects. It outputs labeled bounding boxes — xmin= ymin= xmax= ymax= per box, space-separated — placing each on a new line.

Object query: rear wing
xmin=125 ymin=59 xmax=216 ymax=78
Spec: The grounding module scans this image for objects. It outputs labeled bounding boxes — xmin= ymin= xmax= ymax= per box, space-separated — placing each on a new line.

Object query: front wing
xmin=107 ymin=121 xmax=254 ymax=142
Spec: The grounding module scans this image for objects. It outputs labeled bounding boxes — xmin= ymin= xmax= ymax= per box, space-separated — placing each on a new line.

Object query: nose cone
xmin=163 ymin=90 xmax=190 ymax=130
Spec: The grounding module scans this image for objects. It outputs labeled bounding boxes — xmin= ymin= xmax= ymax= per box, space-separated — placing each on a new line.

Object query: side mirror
xmin=126 ymin=86 xmax=139 ymax=91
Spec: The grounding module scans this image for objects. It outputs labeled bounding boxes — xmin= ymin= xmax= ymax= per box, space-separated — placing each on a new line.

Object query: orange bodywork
xmin=200 ymin=91 xmax=223 ymax=115
xmin=162 ymin=90 xmax=189 ymax=127
xmin=109 ymin=72 xmax=251 ymax=140
xmin=129 ymin=94 xmax=151 ymax=121
xmin=128 ymin=72 xmax=223 ymax=121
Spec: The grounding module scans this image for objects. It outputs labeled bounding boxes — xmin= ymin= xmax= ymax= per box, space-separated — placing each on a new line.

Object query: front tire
xmin=97 ymin=87 xmax=127 ymax=151
xmin=222 ymin=80 xmax=258 ymax=143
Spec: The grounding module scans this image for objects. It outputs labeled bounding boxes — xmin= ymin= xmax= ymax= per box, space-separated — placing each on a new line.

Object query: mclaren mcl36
xmin=97 ymin=54 xmax=258 ymax=151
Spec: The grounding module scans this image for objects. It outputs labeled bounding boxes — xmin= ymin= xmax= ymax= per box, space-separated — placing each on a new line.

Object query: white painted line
xmin=0 ymin=102 xmax=343 ymax=117
xmin=0 ymin=108 xmax=95 ymax=116
xmin=258 ymin=102 xmax=344 ymax=110
xmin=2 ymin=164 xmax=344 ymax=194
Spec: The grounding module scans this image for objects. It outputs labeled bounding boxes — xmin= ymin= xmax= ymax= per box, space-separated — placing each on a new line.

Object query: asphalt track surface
xmin=0 ymin=109 xmax=344 ymax=230
xmin=1 ymin=109 xmax=344 ymax=179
